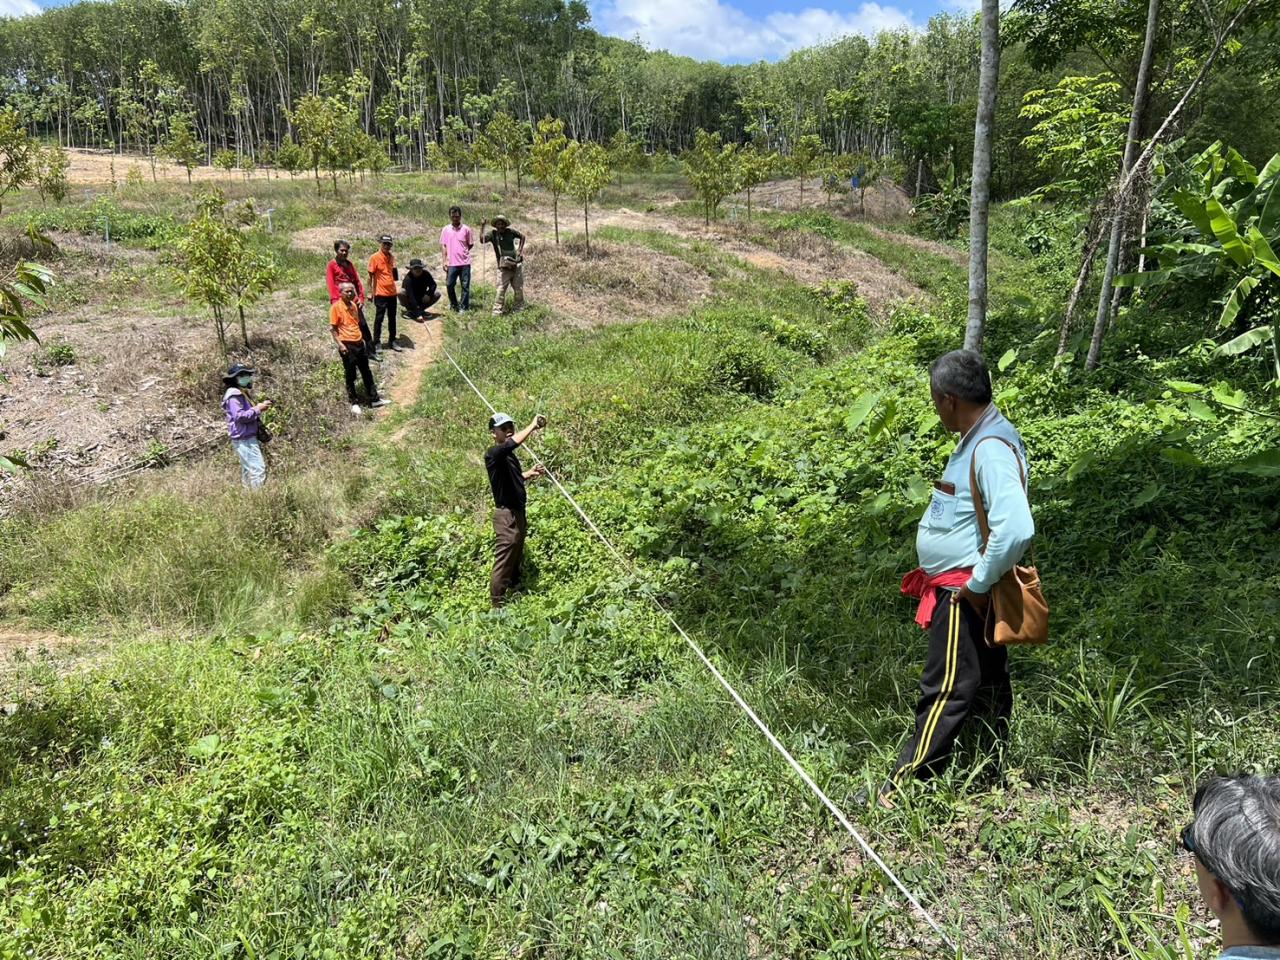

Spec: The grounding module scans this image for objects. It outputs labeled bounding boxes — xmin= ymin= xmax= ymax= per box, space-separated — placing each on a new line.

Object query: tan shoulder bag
xmin=968 ymin=437 xmax=1049 ymax=647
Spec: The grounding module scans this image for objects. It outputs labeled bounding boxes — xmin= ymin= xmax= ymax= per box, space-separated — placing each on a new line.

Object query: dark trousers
xmin=357 ymin=305 xmax=373 ymax=348
xmin=373 ymin=295 xmax=397 ymax=345
xmin=402 ymin=289 xmax=441 ymax=320
xmin=890 ymin=588 xmax=1012 ymax=787
xmin=446 ymin=265 xmax=471 ymax=311
xmin=339 ymin=340 xmax=378 ymax=403
xmin=491 ymin=507 xmax=527 ymax=607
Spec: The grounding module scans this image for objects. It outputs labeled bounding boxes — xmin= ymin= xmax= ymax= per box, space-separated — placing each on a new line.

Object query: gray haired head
xmin=929 ymin=349 xmax=992 ymax=406
xmin=1191 ymin=775 xmax=1280 ymax=943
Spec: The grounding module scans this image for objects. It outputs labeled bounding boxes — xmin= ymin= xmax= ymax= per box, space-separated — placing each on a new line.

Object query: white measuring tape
xmin=422 ymin=320 xmax=959 ymax=954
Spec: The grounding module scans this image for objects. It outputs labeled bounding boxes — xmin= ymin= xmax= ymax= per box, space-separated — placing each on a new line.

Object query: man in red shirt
xmin=368 ymin=234 xmax=400 ymax=353
xmin=325 ymin=239 xmax=379 ymax=363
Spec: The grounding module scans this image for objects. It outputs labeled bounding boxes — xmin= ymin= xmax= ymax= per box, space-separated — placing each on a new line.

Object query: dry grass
xmin=524 ymin=236 xmax=712 ymax=327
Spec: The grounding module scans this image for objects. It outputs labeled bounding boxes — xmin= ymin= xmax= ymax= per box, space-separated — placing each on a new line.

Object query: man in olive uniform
xmin=480 ymin=215 xmax=526 ymax=316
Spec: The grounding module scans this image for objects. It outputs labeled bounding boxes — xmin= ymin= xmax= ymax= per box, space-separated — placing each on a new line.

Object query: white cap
xmin=488 ymin=412 xmax=514 ymax=429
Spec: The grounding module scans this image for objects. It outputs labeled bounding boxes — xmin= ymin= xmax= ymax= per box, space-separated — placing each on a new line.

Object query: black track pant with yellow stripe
xmin=890 ymin=587 xmax=1012 ymax=786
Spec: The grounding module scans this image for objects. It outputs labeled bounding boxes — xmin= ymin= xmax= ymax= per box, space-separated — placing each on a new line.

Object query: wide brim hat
xmin=222 ymin=363 xmax=254 ymax=384
xmin=491 ymin=215 xmax=510 ymax=227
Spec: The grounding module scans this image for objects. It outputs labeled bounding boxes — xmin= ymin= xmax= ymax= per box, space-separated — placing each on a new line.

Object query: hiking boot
xmin=368 ymin=351 xmax=382 ymax=363
xmin=370 ymin=398 xmax=391 ymax=408
xmin=387 ymin=341 xmax=403 ymax=352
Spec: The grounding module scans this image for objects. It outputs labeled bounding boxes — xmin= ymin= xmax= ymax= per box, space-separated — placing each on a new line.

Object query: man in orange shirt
xmin=367 ymin=234 xmax=400 ymax=354
xmin=331 ymin=282 xmax=390 ymax=412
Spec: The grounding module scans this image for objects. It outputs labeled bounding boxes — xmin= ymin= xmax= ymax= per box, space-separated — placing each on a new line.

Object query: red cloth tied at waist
xmin=901 ymin=567 xmax=973 ymax=629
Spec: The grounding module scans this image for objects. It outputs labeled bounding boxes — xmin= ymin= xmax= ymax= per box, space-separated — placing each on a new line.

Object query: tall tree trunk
xmin=553 ymin=193 xmax=560 ymax=244
xmin=239 ymin=305 xmax=250 ymax=349
xmin=1086 ymin=0 xmax=1161 ymax=371
xmin=584 ymin=203 xmax=590 ymax=253
xmin=964 ymin=0 xmax=1000 ymax=353
xmin=1055 ymin=208 xmax=1108 ymax=363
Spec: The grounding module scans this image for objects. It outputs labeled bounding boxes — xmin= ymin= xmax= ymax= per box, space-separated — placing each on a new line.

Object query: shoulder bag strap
xmin=968 ymin=435 xmax=1026 ymax=553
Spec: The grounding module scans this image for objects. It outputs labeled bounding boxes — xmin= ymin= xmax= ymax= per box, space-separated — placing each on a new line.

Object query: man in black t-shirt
xmin=485 ymin=411 xmax=547 ymax=607
xmin=399 ymin=258 xmax=441 ymax=320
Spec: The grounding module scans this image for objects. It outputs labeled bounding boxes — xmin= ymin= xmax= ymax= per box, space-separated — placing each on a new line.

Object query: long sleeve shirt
xmin=915 ymin=405 xmax=1035 ymax=594
xmin=326 ymin=259 xmax=364 ymax=304
xmin=402 ymin=269 xmax=438 ymax=305
xmin=222 ymin=388 xmax=260 ymax=440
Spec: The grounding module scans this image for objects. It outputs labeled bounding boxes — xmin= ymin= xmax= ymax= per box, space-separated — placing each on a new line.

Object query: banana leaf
xmin=1259 ymin=164 xmax=1280 ymax=237
xmin=1114 ymin=267 xmax=1178 ymax=288
xmin=1215 ymin=317 xmax=1271 ymax=353
xmin=1206 ymin=198 xmax=1254 ymax=266
xmin=1219 ymin=274 xmax=1262 ymax=328
xmin=1248 ymin=227 xmax=1280 ymax=277
xmin=1173 ymin=190 xmax=1215 ymax=237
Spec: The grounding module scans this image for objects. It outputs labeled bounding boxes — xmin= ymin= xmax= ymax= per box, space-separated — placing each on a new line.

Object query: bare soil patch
xmin=521 ymin=204 xmax=922 ymax=317
xmin=65 ymin=147 xmax=263 ymax=186
xmin=727 ymin=224 xmax=920 ymax=313
xmin=731 ymin=177 xmax=914 ymax=222
xmin=523 ymin=236 xmax=711 ymax=328
xmin=290 ymin=211 xmax=440 ymax=255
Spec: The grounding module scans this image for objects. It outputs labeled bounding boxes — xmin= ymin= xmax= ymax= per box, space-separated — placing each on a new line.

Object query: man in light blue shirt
xmin=867 ymin=350 xmax=1034 ymax=807
xmin=1184 ymin=776 xmax=1280 ymax=960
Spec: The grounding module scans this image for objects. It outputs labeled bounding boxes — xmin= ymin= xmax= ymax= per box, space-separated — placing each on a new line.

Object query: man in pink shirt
xmin=440 ymin=205 xmax=474 ymax=312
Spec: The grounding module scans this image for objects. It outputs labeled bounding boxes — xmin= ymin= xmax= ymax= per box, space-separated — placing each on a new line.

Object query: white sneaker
xmin=351 ymin=404 xmax=363 ymax=415
xmin=370 ymin=398 xmax=391 ymax=408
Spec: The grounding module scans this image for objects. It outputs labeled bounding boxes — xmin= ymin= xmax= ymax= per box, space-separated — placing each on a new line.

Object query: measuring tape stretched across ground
xmin=423 ymin=321 xmax=960 ymax=955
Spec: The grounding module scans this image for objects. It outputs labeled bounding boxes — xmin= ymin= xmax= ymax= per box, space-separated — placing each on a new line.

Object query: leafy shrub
xmin=37 ymin=338 xmax=76 ymax=367
xmin=22 ymin=196 xmax=179 ymax=248
xmin=914 ymin=166 xmax=970 ymax=239
xmin=815 ymin=280 xmax=872 ymax=335
xmin=706 ymin=337 xmax=780 ymax=398
xmin=762 ymin=315 xmax=827 ymax=359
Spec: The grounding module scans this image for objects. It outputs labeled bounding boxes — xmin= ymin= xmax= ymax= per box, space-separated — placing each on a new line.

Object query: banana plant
xmin=1117 ymin=141 xmax=1280 ymax=380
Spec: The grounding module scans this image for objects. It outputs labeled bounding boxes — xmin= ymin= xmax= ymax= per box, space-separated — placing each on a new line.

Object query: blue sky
xmin=593 ymin=0 xmax=972 ymax=62
xmin=5 ymin=0 xmax=977 ymax=63
xmin=591 ymin=0 xmax=978 ymax=61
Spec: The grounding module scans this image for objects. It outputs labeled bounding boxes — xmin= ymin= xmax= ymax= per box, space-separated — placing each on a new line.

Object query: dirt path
xmin=384 ymin=313 xmax=445 ymax=428
xmin=0 ymin=628 xmax=90 ymax=688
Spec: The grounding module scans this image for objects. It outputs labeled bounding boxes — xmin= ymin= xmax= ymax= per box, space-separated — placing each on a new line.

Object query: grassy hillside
xmin=2 ymin=176 xmax=1279 ymax=959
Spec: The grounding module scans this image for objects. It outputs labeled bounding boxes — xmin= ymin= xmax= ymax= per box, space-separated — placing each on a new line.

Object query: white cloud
xmin=594 ymin=0 xmax=919 ymax=62
xmin=0 ymin=0 xmax=40 ymax=16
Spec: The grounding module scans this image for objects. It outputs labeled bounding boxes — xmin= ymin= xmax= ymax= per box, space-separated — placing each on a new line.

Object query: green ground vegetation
xmin=2 ymin=173 xmax=1279 ymax=959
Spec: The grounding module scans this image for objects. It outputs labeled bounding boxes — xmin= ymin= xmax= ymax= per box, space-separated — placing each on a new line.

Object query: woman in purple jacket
xmin=221 ymin=363 xmax=271 ymax=488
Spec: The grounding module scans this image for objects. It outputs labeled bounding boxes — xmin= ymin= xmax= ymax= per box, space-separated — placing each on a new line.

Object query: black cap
xmin=379 ymin=234 xmax=393 ymax=244
xmin=409 ymin=258 xmax=424 ymax=268
xmin=222 ymin=363 xmax=254 ymax=384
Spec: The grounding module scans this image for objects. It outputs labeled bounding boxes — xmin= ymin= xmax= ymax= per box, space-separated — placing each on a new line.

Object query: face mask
xmin=237 ymin=375 xmax=253 ymax=388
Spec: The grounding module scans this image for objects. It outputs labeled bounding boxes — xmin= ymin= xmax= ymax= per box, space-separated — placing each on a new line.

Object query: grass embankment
xmin=3 ymin=186 xmax=1280 ymax=958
